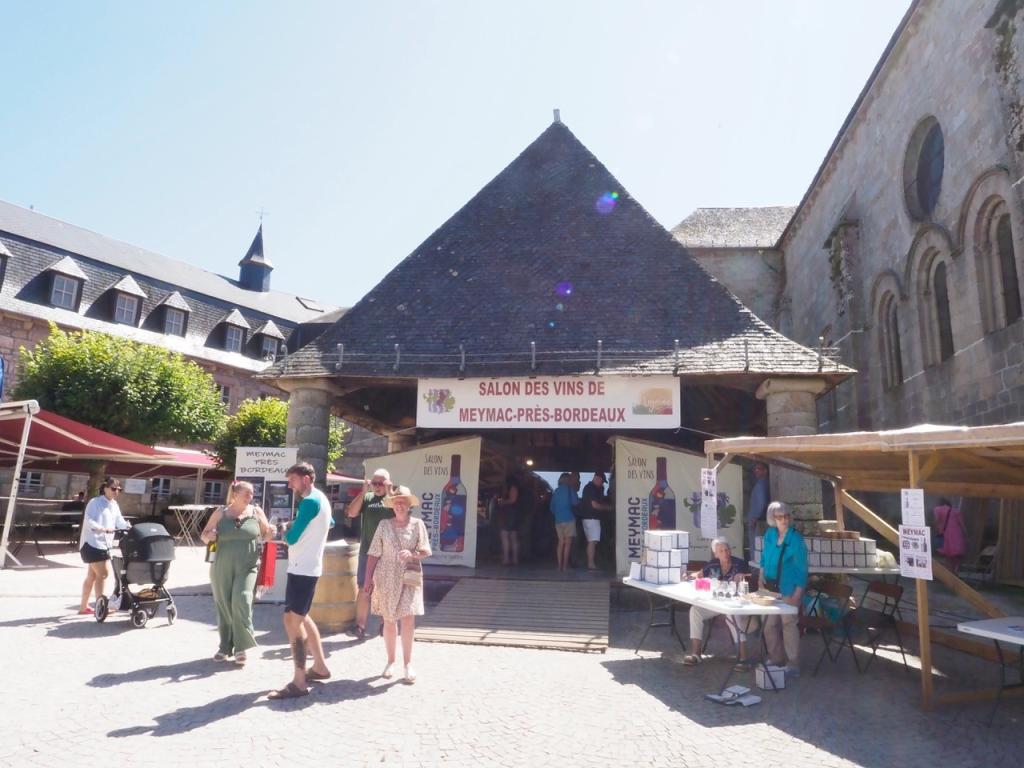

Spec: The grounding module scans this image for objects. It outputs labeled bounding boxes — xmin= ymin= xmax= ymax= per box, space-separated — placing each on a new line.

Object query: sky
xmin=0 ymin=1 xmax=912 ymax=309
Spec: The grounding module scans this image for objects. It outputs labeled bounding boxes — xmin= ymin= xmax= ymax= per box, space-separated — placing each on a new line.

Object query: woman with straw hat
xmin=364 ymin=485 xmax=431 ymax=683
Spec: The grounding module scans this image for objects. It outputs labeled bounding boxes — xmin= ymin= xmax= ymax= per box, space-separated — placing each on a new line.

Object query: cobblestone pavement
xmin=2 ymin=554 xmax=1023 ymax=767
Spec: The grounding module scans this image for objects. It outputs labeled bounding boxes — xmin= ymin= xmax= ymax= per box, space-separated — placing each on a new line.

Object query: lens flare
xmin=555 ymin=281 xmax=573 ymax=297
xmin=555 ymin=303 xmax=564 ymax=312
xmin=595 ymin=191 xmax=619 ymax=215
xmin=547 ymin=320 xmax=557 ymax=329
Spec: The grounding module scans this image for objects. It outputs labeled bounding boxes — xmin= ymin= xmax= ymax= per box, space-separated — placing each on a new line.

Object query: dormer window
xmin=106 ymin=275 xmax=147 ymax=327
xmin=45 ymin=256 xmax=88 ymax=311
xmin=114 ymin=293 xmax=140 ymax=324
xmin=226 ymin=325 xmax=245 ymax=353
xmin=51 ymin=274 xmax=81 ymax=309
xmin=165 ymin=307 xmax=186 ymax=336
xmin=157 ymin=291 xmax=192 ymax=337
xmin=253 ymin=319 xmax=286 ymax=361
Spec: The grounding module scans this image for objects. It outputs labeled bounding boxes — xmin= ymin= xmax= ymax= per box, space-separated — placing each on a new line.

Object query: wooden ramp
xmin=417 ymin=579 xmax=609 ymax=652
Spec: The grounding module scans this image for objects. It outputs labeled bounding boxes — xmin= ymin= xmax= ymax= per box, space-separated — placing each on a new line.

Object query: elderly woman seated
xmin=682 ymin=537 xmax=756 ymax=669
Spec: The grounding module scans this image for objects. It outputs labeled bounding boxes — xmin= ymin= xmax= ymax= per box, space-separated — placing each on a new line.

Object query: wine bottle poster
xmin=363 ymin=436 xmax=481 ymax=568
xmin=611 ymin=436 xmax=743 ymax=575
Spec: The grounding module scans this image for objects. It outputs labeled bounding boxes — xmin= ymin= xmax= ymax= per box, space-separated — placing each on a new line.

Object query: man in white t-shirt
xmin=268 ymin=461 xmax=333 ymax=700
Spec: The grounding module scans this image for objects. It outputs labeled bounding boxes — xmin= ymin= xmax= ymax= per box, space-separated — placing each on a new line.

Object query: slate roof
xmin=269 ymin=122 xmax=852 ymax=381
xmin=254 ymin=319 xmax=285 ymax=340
xmin=157 ymin=290 xmax=192 ymax=312
xmin=239 ymin=224 xmax=273 ymax=268
xmin=671 ymin=207 xmax=796 ymax=248
xmin=47 ymin=255 xmax=89 ymax=280
xmin=0 ymin=200 xmax=325 ymax=323
xmin=109 ymin=274 xmax=147 ymax=298
xmin=220 ymin=308 xmax=251 ymax=329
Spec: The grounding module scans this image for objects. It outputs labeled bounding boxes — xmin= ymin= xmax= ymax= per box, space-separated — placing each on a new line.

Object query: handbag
xmin=763 ymin=535 xmax=788 ymax=593
xmin=401 ymin=521 xmax=423 ymax=588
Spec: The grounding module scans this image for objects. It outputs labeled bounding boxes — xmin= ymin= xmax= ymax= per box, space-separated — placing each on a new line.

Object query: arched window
xmin=879 ymin=293 xmax=903 ymax=390
xmin=904 ymin=117 xmax=945 ymax=220
xmin=996 ymin=213 xmax=1021 ymax=325
xmin=933 ymin=262 xmax=954 ymax=361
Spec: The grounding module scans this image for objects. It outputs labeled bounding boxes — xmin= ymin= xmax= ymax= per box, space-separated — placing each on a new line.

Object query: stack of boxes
xmin=753 ymin=534 xmax=879 ymax=568
xmin=636 ymin=530 xmax=689 ymax=584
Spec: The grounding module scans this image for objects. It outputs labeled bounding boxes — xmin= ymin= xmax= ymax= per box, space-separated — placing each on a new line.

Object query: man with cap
xmin=346 ymin=467 xmax=394 ymax=640
xmin=579 ymin=472 xmax=612 ymax=570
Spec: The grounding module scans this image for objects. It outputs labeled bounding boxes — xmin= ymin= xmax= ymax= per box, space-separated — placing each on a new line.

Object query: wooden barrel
xmin=308 ymin=541 xmax=359 ymax=633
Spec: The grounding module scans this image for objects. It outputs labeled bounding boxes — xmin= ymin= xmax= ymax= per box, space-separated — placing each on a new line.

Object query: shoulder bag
xmin=402 ymin=521 xmax=423 ymax=588
xmin=933 ymin=508 xmax=951 ymax=553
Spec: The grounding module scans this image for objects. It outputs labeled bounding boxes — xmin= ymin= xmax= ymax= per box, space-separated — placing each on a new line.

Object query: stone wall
xmin=687 ymin=247 xmax=784 ymax=325
xmin=779 ymin=0 xmax=1024 ymax=432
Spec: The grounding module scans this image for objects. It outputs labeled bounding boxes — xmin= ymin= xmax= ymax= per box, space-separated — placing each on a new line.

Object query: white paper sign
xmin=417 ymin=376 xmax=680 ymax=429
xmin=123 ymin=479 xmax=147 ymax=495
xmin=898 ymin=525 xmax=933 ymax=580
xmin=900 ymin=488 xmax=926 ymax=527
xmin=700 ymin=468 xmax=718 ymax=540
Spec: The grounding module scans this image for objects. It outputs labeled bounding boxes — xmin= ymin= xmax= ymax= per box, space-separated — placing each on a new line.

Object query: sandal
xmin=213 ymin=652 xmax=230 ymax=662
xmin=77 ymin=607 xmax=95 ymax=615
xmin=306 ymin=668 xmax=331 ymax=681
xmin=268 ymin=682 xmax=309 ymax=700
xmin=348 ymin=625 xmax=367 ymax=641
xmin=682 ymin=654 xmax=700 ymax=666
xmin=233 ymin=652 xmax=247 ymax=666
xmin=734 ymin=661 xmax=753 ymax=672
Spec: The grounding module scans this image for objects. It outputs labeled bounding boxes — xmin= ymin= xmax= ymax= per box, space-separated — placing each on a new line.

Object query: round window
xmin=903 ymin=117 xmax=944 ymax=220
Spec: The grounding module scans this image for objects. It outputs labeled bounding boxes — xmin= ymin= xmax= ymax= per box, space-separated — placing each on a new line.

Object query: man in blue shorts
xmin=268 ymin=461 xmax=333 ymax=700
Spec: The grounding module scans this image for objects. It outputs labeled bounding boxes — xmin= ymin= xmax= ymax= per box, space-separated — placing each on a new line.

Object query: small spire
xmin=239 ymin=223 xmax=271 ymax=266
xmin=553 ymin=108 xmax=561 ymax=124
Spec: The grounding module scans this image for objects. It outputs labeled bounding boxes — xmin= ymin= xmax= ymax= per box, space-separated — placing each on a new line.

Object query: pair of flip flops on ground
xmin=267 ymin=668 xmax=331 ymax=700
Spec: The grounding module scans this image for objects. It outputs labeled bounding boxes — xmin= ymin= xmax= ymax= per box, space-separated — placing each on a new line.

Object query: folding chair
xmin=851 ymin=580 xmax=908 ymax=673
xmin=959 ymin=545 xmax=997 ymax=585
xmin=799 ymin=580 xmax=860 ymax=676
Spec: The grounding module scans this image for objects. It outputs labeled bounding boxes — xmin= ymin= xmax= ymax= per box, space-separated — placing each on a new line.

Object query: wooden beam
xmin=909 ymin=451 xmax=934 ymax=711
xmin=949 ymin=449 xmax=1024 ymax=484
xmin=713 ymin=453 xmax=733 ymax=474
xmin=833 ymin=481 xmax=845 ymax=531
xmin=919 ymin=451 xmax=943 ymax=481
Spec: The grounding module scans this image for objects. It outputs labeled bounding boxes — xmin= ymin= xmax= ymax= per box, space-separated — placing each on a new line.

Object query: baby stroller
xmin=95 ymin=522 xmax=177 ymax=628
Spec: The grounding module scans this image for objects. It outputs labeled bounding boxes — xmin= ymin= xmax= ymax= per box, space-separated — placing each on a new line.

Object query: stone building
xmin=0 ymin=201 xmax=383 ymax=507
xmin=675 ymin=0 xmax=1024 ymax=580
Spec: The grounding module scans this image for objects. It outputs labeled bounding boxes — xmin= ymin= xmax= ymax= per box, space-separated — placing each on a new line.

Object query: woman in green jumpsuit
xmin=200 ymin=481 xmax=274 ymax=665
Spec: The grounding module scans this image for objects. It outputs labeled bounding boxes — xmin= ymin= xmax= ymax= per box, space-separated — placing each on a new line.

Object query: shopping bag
xmin=256 ymin=542 xmax=277 ymax=588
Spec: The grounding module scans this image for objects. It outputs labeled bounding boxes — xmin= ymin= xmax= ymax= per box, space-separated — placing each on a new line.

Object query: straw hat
xmin=383 ymin=485 xmax=420 ymax=508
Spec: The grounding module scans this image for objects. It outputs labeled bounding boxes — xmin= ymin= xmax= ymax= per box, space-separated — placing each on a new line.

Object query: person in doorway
xmin=745 ymin=462 xmax=770 ymax=560
xmin=200 ymin=480 xmax=275 ymax=665
xmin=77 ymin=477 xmax=131 ymax=615
xmin=268 ymin=462 xmax=333 ymax=700
xmin=683 ymin=538 xmax=756 ymax=668
xmin=495 ymin=475 xmax=522 ymax=566
xmin=933 ymin=498 xmax=967 ymax=574
xmin=365 ymin=486 xmax=432 ymax=683
xmin=63 ymin=491 xmax=86 ymax=513
xmin=549 ymin=472 xmax=579 ymax=571
xmin=760 ymin=501 xmax=808 ymax=676
xmin=346 ymin=468 xmax=394 ymax=640
xmin=579 ymin=472 xmax=612 ymax=571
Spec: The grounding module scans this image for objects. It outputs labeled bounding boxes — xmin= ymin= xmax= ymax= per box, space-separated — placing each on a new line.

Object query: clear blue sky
xmin=0 ymin=1 xmax=911 ymax=308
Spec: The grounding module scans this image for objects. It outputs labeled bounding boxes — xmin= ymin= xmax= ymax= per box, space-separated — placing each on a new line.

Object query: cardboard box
xmin=811 ymin=537 xmax=823 ymax=553
xmin=643 ymin=565 xmax=680 ymax=584
xmin=855 ymin=553 xmax=868 ymax=568
xmin=843 ymin=540 xmax=856 ymax=554
xmin=644 ymin=531 xmax=677 ymax=551
xmin=864 ymin=539 xmax=877 ymax=555
xmin=755 ymin=665 xmax=787 ymax=690
xmin=629 ymin=561 xmax=642 ymax=579
xmin=808 ymin=552 xmax=820 ymax=567
xmin=644 ymin=548 xmax=685 ymax=568
xmin=673 ymin=531 xmax=690 ymax=549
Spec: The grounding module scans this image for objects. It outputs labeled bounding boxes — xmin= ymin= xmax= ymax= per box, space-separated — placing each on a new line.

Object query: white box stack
xmin=634 ymin=530 xmax=689 ymax=584
xmin=803 ymin=536 xmax=880 ymax=569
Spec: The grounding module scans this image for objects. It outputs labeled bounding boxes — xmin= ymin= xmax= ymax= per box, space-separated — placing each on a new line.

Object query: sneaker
xmin=784 ymin=665 xmax=800 ymax=678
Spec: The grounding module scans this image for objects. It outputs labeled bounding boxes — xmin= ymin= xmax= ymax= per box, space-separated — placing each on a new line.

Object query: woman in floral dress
xmin=365 ymin=486 xmax=432 ymax=683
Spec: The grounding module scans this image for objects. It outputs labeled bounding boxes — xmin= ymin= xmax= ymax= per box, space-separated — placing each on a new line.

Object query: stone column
xmin=285 ymin=383 xmax=333 ymax=487
xmin=756 ymin=377 xmax=828 ymax=527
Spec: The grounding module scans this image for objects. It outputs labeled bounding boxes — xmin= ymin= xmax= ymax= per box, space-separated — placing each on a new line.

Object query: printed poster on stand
xmin=236 ymin=446 xmax=298 ymax=602
xmin=611 ymin=436 xmax=743 ymax=575
xmin=898 ymin=525 xmax=933 ymax=580
xmin=364 ymin=436 xmax=481 ymax=568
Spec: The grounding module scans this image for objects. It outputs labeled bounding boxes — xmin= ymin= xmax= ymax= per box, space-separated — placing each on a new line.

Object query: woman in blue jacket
xmin=759 ymin=501 xmax=808 ymax=675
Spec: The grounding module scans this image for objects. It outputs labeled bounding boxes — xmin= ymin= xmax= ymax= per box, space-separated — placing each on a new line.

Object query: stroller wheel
xmin=95 ymin=596 xmax=109 ymax=623
xmin=130 ymin=609 xmax=148 ymax=629
xmin=166 ymin=605 xmax=177 ymax=625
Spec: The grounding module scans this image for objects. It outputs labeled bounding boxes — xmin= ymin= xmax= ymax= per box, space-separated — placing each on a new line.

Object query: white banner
xmin=613 ymin=437 xmax=742 ymax=575
xmin=899 ymin=525 xmax=933 ymax=580
xmin=900 ymin=488 xmax=926 ymax=527
xmin=700 ymin=468 xmax=718 ymax=540
xmin=364 ymin=437 xmax=480 ymax=568
xmin=417 ymin=376 xmax=680 ymax=429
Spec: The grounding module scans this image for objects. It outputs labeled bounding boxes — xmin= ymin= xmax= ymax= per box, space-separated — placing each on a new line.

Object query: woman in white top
xmin=78 ymin=477 xmax=131 ymax=615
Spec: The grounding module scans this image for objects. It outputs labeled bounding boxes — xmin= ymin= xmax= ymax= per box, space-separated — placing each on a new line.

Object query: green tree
xmin=212 ymin=397 xmax=348 ymax=474
xmin=14 ymin=324 xmax=227 ymax=491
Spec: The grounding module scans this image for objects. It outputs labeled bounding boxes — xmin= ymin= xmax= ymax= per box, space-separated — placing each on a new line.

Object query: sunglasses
xmin=109 ymin=487 xmax=123 ymax=493
xmin=370 ymin=480 xmax=386 ymax=486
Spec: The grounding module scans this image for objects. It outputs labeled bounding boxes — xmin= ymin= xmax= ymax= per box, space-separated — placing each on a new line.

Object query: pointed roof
xmin=220 ymin=308 xmax=251 ymax=330
xmin=672 ymin=207 xmax=796 ymax=248
xmin=270 ymin=122 xmax=852 ymax=381
xmin=46 ymin=255 xmax=88 ymax=281
xmin=0 ymin=240 xmax=10 ymax=257
xmin=108 ymin=274 xmax=147 ymax=298
xmin=253 ymin=319 xmax=285 ymax=340
xmin=157 ymin=290 xmax=193 ymax=313
xmin=238 ymin=224 xmax=273 ymax=268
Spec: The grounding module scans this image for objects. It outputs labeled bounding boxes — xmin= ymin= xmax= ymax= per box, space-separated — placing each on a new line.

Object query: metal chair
xmin=851 ymin=580 xmax=908 ymax=672
xmin=799 ymin=580 xmax=860 ymax=676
